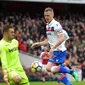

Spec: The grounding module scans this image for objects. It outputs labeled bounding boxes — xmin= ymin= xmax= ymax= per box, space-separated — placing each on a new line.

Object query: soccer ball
xmin=31 ymin=61 xmax=43 ymax=72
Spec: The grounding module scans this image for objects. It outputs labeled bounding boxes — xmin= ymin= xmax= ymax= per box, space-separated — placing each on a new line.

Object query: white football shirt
xmin=46 ymin=19 xmax=69 ymax=51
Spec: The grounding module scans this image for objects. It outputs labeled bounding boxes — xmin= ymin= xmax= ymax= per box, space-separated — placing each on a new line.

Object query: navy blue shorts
xmin=48 ymin=50 xmax=67 ymax=64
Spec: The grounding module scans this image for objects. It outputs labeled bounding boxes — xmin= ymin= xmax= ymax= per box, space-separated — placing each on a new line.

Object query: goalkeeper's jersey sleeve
xmin=0 ymin=39 xmax=23 ymax=71
xmin=0 ymin=41 xmax=7 ymax=70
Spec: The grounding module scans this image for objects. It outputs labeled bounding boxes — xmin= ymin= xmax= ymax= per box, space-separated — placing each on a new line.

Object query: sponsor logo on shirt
xmin=8 ymin=47 xmax=18 ymax=52
xmin=46 ymin=27 xmax=54 ymax=35
xmin=56 ymin=24 xmax=58 ymax=26
xmin=46 ymin=27 xmax=54 ymax=32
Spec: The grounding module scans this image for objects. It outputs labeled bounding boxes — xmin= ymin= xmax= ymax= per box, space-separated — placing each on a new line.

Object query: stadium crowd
xmin=0 ymin=12 xmax=85 ymax=65
xmin=0 ymin=11 xmax=85 ymax=81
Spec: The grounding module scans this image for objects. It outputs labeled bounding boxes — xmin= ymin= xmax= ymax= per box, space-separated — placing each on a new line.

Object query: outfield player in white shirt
xmin=31 ymin=7 xmax=78 ymax=85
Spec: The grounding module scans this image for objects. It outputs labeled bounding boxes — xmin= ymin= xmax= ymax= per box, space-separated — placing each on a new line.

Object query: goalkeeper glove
xmin=3 ymin=70 xmax=9 ymax=85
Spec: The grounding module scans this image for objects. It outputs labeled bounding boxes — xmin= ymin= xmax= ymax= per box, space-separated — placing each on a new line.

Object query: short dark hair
xmin=44 ymin=7 xmax=54 ymax=13
xmin=3 ymin=25 xmax=13 ymax=33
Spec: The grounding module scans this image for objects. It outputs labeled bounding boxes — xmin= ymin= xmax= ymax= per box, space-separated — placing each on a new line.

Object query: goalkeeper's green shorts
xmin=8 ymin=69 xmax=30 ymax=85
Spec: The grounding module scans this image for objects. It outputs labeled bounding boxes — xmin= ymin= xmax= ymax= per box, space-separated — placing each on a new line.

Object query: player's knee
xmin=12 ymin=75 xmax=22 ymax=84
xmin=51 ymin=66 xmax=60 ymax=74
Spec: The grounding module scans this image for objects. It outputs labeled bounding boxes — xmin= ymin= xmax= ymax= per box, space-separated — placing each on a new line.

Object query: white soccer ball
xmin=31 ymin=61 xmax=43 ymax=72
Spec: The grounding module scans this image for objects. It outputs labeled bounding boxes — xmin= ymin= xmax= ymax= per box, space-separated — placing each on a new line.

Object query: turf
xmin=0 ymin=81 xmax=85 ymax=85
xmin=30 ymin=81 xmax=85 ymax=85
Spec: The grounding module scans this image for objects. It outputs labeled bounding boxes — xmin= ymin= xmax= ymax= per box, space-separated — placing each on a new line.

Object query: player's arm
xmin=39 ymin=39 xmax=48 ymax=46
xmin=0 ymin=47 xmax=9 ymax=85
xmin=31 ymin=39 xmax=49 ymax=49
xmin=0 ymin=49 xmax=8 ymax=70
xmin=42 ymin=53 xmax=50 ymax=59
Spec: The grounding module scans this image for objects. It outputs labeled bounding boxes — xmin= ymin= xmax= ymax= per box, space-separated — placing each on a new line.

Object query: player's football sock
xmin=59 ymin=66 xmax=71 ymax=73
xmin=51 ymin=66 xmax=71 ymax=74
xmin=57 ymin=80 xmax=61 ymax=84
xmin=58 ymin=74 xmax=72 ymax=85
xmin=56 ymin=77 xmax=61 ymax=85
xmin=70 ymin=70 xmax=78 ymax=82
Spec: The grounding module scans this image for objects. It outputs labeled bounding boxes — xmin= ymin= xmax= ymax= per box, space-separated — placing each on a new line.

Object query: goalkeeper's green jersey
xmin=0 ymin=39 xmax=23 ymax=72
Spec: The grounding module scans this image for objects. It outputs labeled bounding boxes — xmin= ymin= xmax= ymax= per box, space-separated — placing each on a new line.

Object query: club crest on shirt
xmin=56 ymin=24 xmax=58 ymax=26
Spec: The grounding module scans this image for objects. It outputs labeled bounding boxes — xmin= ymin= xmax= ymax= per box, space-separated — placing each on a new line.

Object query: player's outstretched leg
xmin=51 ymin=66 xmax=78 ymax=82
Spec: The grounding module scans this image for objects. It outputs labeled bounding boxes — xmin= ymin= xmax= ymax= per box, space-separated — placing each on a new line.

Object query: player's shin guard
xmin=51 ymin=66 xmax=71 ymax=74
xmin=57 ymin=74 xmax=72 ymax=85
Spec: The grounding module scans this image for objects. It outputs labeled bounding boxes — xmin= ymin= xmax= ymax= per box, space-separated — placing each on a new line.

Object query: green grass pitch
xmin=0 ymin=81 xmax=85 ymax=85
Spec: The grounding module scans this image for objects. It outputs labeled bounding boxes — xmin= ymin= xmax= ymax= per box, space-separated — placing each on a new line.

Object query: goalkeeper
xmin=0 ymin=25 xmax=30 ymax=85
